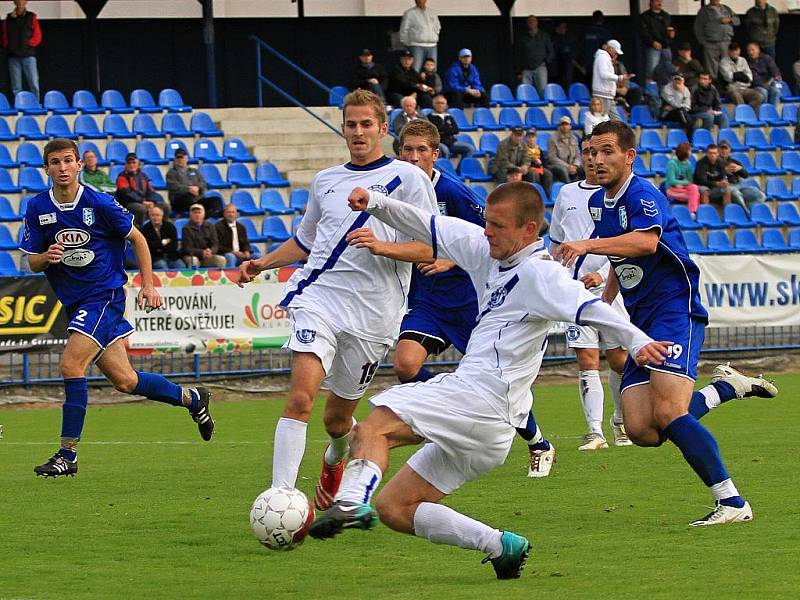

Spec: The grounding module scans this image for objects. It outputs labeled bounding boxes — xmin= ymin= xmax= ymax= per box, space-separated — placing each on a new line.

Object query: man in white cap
xmin=546 ymin=115 xmax=583 ymax=183
xmin=591 ymin=39 xmax=632 ymax=122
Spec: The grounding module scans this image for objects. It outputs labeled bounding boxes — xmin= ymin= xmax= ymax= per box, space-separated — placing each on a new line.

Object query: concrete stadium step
xmin=253 ymin=143 xmax=348 ymax=160
xmin=285 ymin=169 xmax=321 ymax=187
xmin=220 ymin=119 xmax=335 ymax=135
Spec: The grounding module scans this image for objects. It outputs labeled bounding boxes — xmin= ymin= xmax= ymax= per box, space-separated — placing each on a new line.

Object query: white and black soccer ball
xmin=249 ymin=487 xmax=314 ymax=551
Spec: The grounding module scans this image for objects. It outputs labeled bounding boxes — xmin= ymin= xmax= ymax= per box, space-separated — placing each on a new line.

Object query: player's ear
xmin=379 ymin=120 xmax=388 ymax=136
xmin=626 ymin=147 xmax=636 ymax=167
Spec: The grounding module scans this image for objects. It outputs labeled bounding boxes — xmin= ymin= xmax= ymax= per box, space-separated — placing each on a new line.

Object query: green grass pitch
xmin=1 ymin=373 xmax=798 ymax=599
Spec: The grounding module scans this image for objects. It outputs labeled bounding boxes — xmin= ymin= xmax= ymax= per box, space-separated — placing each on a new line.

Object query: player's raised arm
xmin=553 ymin=230 xmax=660 ymax=268
xmin=346 ymin=226 xmax=434 ymax=263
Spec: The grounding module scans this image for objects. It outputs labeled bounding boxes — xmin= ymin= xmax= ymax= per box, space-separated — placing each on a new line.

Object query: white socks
xmin=711 ymin=478 xmax=740 ymax=502
xmin=334 ymin=458 xmax=383 ymax=505
xmin=578 ymin=370 xmax=604 ymax=435
xmin=698 ymin=384 xmax=722 ymax=411
xmin=413 ymin=502 xmax=503 ymax=558
xmin=608 ymin=368 xmax=624 ymax=424
xmin=324 ymin=417 xmax=356 ymax=466
xmin=527 ymin=424 xmax=544 ymax=446
xmin=271 ymin=417 xmax=308 ymax=489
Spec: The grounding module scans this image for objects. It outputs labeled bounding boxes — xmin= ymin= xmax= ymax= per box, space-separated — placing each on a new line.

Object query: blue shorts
xmin=621 ymin=312 xmax=705 ymax=393
xmin=399 ymin=301 xmax=478 ymax=355
xmin=66 ymin=288 xmax=134 ymax=352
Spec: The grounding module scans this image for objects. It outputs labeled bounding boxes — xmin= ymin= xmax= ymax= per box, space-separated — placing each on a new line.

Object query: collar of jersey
xmin=49 ymin=185 xmax=85 ymax=211
xmin=344 ymin=155 xmax=393 ymax=171
xmin=431 ymin=168 xmax=440 ymax=187
xmin=578 ymin=180 xmax=601 ymax=191
xmin=603 ymin=172 xmax=635 ymax=208
xmin=498 ymin=238 xmax=546 ymax=271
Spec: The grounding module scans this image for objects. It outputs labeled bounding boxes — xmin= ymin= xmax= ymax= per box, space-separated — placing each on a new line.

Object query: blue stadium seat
xmin=472 ymin=108 xmax=503 ymax=131
xmin=262 ymin=216 xmax=291 ymax=242
xmin=0 ymin=252 xmax=21 ymax=276
xmin=638 ymin=130 xmax=669 ymax=153
xmin=198 ymin=164 xmax=231 ymax=189
xmin=731 ymin=152 xmax=760 ymax=175
xmin=671 ymin=205 xmax=701 ymax=230
xmin=724 ymin=204 xmax=756 ymax=228
xmin=0 ymin=92 xmax=16 ymax=115
xmin=224 ymin=137 xmax=256 ymax=162
xmin=190 ymin=112 xmax=224 ymax=137
xmin=135 ymin=140 xmax=168 ymax=165
xmin=734 ymin=104 xmax=765 ymax=126
xmin=739 ymin=177 xmax=761 ymax=192
xmin=101 ymin=89 xmax=133 ymax=114
xmin=387 ymin=108 xmax=402 ymax=133
xmin=133 ymin=113 xmax=164 ymax=138
xmin=744 ymin=128 xmax=775 ymax=151
xmin=227 ymin=162 xmax=259 ymax=187
xmin=515 ymin=84 xmax=546 ymax=106
xmin=229 ymin=190 xmax=264 ymax=215
xmin=778 ymin=80 xmax=800 ymax=102
xmin=781 ymin=103 xmax=798 ymax=123
xmin=550 ymin=107 xmax=575 ymax=127
xmin=696 ymin=205 xmax=727 ymax=229
xmin=790 ymin=229 xmax=800 ymax=249
xmin=470 ymin=184 xmax=488 ymax=200
xmin=74 ymin=114 xmax=105 ymax=139
xmin=548 ymin=180 xmax=563 ymax=201
xmin=666 ymin=129 xmax=689 ymax=148
xmin=19 ymin=167 xmax=49 ymax=192
xmin=173 ymin=218 xmax=189 ymax=239
xmin=633 ymin=155 xmax=654 ymax=178
xmin=448 ymin=107 xmax=476 ymax=132
xmin=0 ymin=145 xmax=16 ymax=168
xmin=43 ymin=90 xmax=76 ymax=115
xmin=734 ymin=229 xmax=762 ymax=252
xmin=103 ymin=114 xmax=135 ymax=138
xmin=630 ymin=105 xmax=661 ymax=128
xmin=44 ymin=115 xmax=76 ymax=139
xmin=717 ymin=128 xmax=747 ymax=151
xmin=434 ymin=157 xmax=459 ymax=179
xmin=761 ymin=228 xmax=788 ymax=251
xmin=568 ymin=82 xmax=591 ymax=106
xmin=18 ymin=195 xmax=32 ymax=217
xmin=258 ymin=189 xmax=292 ymax=215
xmin=543 ymin=83 xmax=574 ymax=106
xmin=130 ymin=89 xmax=163 ymax=113
xmin=72 ymin=89 xmax=104 ymax=114
xmin=765 ymin=177 xmax=794 ymax=201
xmin=781 ymin=151 xmax=800 ymax=174
xmin=17 ymin=142 xmax=44 ymax=167
xmin=194 ymin=138 xmax=226 ymax=163
xmin=158 ymin=88 xmax=192 ymax=112
xmin=682 ymin=230 xmax=707 ymax=254
xmin=289 ymin=189 xmax=309 ymax=212
xmin=750 ymin=202 xmax=781 ymax=227
xmin=105 ymin=140 xmax=130 ymax=164
xmin=498 ymin=107 xmax=524 ymax=129
xmin=706 ymin=230 xmax=733 ymax=253
xmin=536 ymin=131 xmax=552 ymax=150
xmin=0 ymin=224 xmax=16 ymax=250
xmin=531 ymin=182 xmax=551 ymax=207
xmin=328 ymin=85 xmax=348 ymax=108
xmin=78 ymin=142 xmax=107 ymax=166
xmin=770 ymin=128 xmax=798 ymax=151
xmin=458 ymin=157 xmax=492 ymax=182
xmin=479 ymin=132 xmax=499 ymax=156
xmin=650 ymin=153 xmax=669 ymax=176
xmin=109 ymin=164 xmax=124 ymax=181
xmin=141 ymin=164 xmax=167 ymax=190
xmin=0 ymin=117 xmax=14 ymax=141
xmin=164 ymin=139 xmax=192 ymax=162
xmin=161 ymin=113 xmax=191 ymax=137
xmin=691 ymin=128 xmax=714 ymax=150
xmin=754 ymin=152 xmax=786 ymax=176
xmin=777 ymin=203 xmax=800 ymax=226
xmin=455 ymin=133 xmax=481 ymax=156
xmin=793 ymin=177 xmax=800 ymax=198
xmin=758 ymin=103 xmax=789 ymax=126
xmin=490 ymin=84 xmax=521 ymax=107
xmin=0 ymin=196 xmax=18 ymax=221
xmin=524 ymin=107 xmax=551 ymax=130
xmin=15 ymin=115 xmax=46 ymax=140
xmin=290 ymin=215 xmax=303 ymax=235
xmin=236 ymin=217 xmax=264 ymax=243
xmin=256 ymin=161 xmax=289 ymax=187
xmin=14 ymin=91 xmax=45 ymax=115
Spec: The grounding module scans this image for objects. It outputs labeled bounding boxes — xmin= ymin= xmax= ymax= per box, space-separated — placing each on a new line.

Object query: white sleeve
xmin=294 ymin=176 xmax=321 ymax=253
xmin=399 ymin=10 xmax=410 ymax=45
xmin=392 ymin=168 xmax=438 ymax=242
xmin=548 ymin=196 xmax=566 ymax=245
xmin=598 ymin=55 xmax=619 ymax=83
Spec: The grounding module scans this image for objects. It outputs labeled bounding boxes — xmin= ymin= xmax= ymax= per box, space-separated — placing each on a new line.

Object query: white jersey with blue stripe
xmin=19 ymin=185 xmax=134 ymax=307
xmin=281 ymin=156 xmax=437 ymax=344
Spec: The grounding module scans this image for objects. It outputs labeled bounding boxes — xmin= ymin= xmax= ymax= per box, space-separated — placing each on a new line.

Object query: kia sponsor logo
xmin=55 ymin=229 xmax=91 ymax=247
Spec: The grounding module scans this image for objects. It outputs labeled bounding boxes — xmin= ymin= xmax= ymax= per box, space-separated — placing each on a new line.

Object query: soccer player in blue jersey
xmin=554 ymin=121 xmax=777 ymax=526
xmin=20 ymin=139 xmax=214 ymax=478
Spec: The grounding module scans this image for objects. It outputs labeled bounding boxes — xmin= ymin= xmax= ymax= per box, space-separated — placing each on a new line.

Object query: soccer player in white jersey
xmin=308 ymin=182 xmax=670 ymax=578
xmin=550 ymin=136 xmax=632 ymax=450
xmin=237 ymin=90 xmax=437 ymax=510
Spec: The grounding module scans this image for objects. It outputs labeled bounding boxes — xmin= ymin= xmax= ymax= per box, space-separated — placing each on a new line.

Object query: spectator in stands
xmin=420 ymin=57 xmax=442 ymax=95
xmin=745 ymin=42 xmax=782 ymax=105
xmin=388 ymin=49 xmax=434 ymax=109
xmin=592 ymin=40 xmax=628 ymax=121
xmin=584 ymin=96 xmax=610 ymax=135
xmin=517 ymin=14 xmax=554 ymax=95
xmin=720 ymin=42 xmax=763 ymax=109
xmin=718 ymin=140 xmax=766 ymax=212
xmin=215 ymin=203 xmax=252 ymax=268
xmin=2 ymin=0 xmax=41 ymax=101
xmin=583 ymin=10 xmax=612 ymax=76
xmin=640 ymin=0 xmax=675 ymax=82
xmin=694 ymin=0 xmax=739 ymax=80
xmin=181 ymin=203 xmax=226 ymax=268
xmin=491 ymin=126 xmax=530 ymax=184
xmin=613 ymin=55 xmax=642 ymax=112
xmin=744 ymin=0 xmax=779 ymax=58
xmin=427 ymin=94 xmax=472 ymax=160
xmin=665 ymin=142 xmax=703 ymax=216
xmin=166 ymin=147 xmax=222 ymax=217
xmin=524 ymin=128 xmax=553 ymax=194
xmin=141 ymin=205 xmax=183 ymax=269
xmin=116 ymin=152 xmax=167 ymax=228
xmin=546 ymin=116 xmax=583 ymax=183
xmin=392 ymin=95 xmax=423 ymax=154
xmin=551 ymin=21 xmax=579 ymax=88
xmin=504 ymin=166 xmax=523 ymax=183
xmin=78 ymin=150 xmax=115 ymax=194
xmin=660 ymin=73 xmax=692 ymax=132
xmin=672 ymin=42 xmax=704 ymax=89
xmin=399 ymin=0 xmax=441 ymax=72
xmin=352 ymin=48 xmax=389 ymax=101
xmin=690 ymin=71 xmax=728 ymax=131
xmin=444 ymin=48 xmax=489 ymax=109
xmin=694 ymin=143 xmax=732 ymax=208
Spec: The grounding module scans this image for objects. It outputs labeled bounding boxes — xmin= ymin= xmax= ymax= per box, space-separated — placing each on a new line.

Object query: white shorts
xmin=369 ymin=373 xmax=516 ymax=494
xmin=285 ymin=308 xmax=389 ymax=400
xmin=565 ymin=293 xmax=628 ymax=349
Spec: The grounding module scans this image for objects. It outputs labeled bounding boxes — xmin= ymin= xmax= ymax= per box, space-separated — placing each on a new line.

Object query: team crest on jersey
xmin=438 ymin=201 xmax=448 ymax=215
xmin=566 ymin=326 xmax=581 ymax=342
xmin=295 ymin=329 xmax=317 ymax=344
xmin=39 ymin=212 xmax=57 ymax=225
xmin=82 ymin=208 xmax=94 ymax=226
xmin=640 ymin=199 xmax=658 ymax=217
xmin=368 ymin=184 xmax=389 ymax=195
xmin=618 ymin=206 xmax=627 ymax=229
xmin=590 ymin=207 xmax=602 ymax=221
xmin=488 ymin=286 xmax=509 ymax=309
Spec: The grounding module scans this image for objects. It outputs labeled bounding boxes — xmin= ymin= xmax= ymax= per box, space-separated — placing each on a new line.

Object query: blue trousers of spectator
xmin=409 ymin=46 xmax=437 ymax=73
xmin=755 ymin=82 xmax=781 ymax=106
xmin=9 ymin=56 xmax=39 ymax=101
xmin=645 ymin=47 xmax=671 ymax=81
xmin=691 ymin=110 xmax=729 ymax=131
xmin=153 ymin=258 xmax=185 ymax=269
xmin=438 ymin=141 xmax=473 ymax=160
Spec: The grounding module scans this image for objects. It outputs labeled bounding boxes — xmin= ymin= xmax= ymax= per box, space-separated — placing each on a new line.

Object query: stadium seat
xmin=74 ymin=114 xmax=105 ymax=139
xmin=543 ymin=83 xmax=574 ymax=106
xmin=671 ymin=205 xmax=701 ymax=230
xmin=750 ymin=202 xmax=781 ymax=227
xmin=666 ymin=129 xmax=689 ymax=148
xmin=770 ymin=128 xmax=798 ymax=151
xmin=0 ymin=196 xmax=18 ymax=221
xmin=472 ymin=108 xmax=503 ymax=131
xmin=781 ymin=151 xmax=800 ymax=175
xmin=459 ymin=157 xmax=492 ymax=182
xmin=650 ymin=153 xmax=669 ymax=176
xmin=0 ymin=251 xmax=20 ymax=276
xmin=633 ymin=155 xmax=655 ymax=178
xmin=19 ymin=167 xmax=49 ymax=192
xmin=470 ymin=184 xmax=488 ymax=200
xmin=238 ymin=216 xmax=266 ymax=243
xmin=224 ymin=138 xmax=257 ymax=162
xmin=190 ymin=112 xmax=224 ymax=137
xmin=479 ymin=133 xmax=500 ymax=156
xmin=198 ymin=164 xmax=231 ymax=189
xmin=758 ymin=103 xmax=789 ymax=126
xmin=434 ymin=157 xmax=459 ymax=179
xmin=788 ymin=228 xmax=800 ymax=249
xmin=682 ymin=230 xmax=707 ymax=254
xmin=130 ymin=89 xmax=162 ymax=113
xmin=630 ymin=105 xmax=661 ymax=128
xmin=158 ymin=88 xmax=192 ymax=112
xmin=15 ymin=115 xmax=47 ymax=140
xmin=161 ymin=113 xmax=191 ymax=137
xmin=101 ymin=89 xmax=133 ymax=113
xmin=103 ymin=114 xmax=135 ymax=138
xmin=514 ymin=83 xmax=545 ymax=107
xmin=135 ymin=140 xmax=168 ymax=165
xmin=724 ymin=204 xmax=756 ymax=228
xmin=448 ymin=107 xmax=476 ymax=132
xmin=72 ymin=89 xmax=104 ymax=114
xmin=706 ymin=230 xmax=733 ymax=253
xmin=109 ymin=164 xmax=124 ymax=181
xmin=781 ymin=103 xmax=798 ymax=124
xmin=778 ymin=80 xmax=800 ymax=102
xmin=229 ymin=190 xmax=263 ymax=215
xmin=387 ymin=108 xmax=402 ymax=133
xmin=289 ymin=189 xmax=309 ymax=212
xmin=14 ymin=91 xmax=46 ymax=115
xmin=164 ymin=139 xmax=192 ymax=162
xmin=194 ymin=138 xmax=226 ymax=163
xmin=793 ymin=177 xmax=800 ymax=198
xmin=0 ymin=117 xmax=14 ymax=141
xmin=731 ymin=152 xmax=760 ymax=175
xmin=44 ymin=115 xmax=76 ymax=139
xmin=227 ymin=162 xmax=259 ymax=187
xmin=490 ymin=84 xmax=521 ymax=107
xmin=765 ymin=178 xmax=794 ymax=201
xmin=256 ymin=161 xmax=290 ymax=187
xmin=696 ymin=205 xmax=727 ymax=229
xmin=777 ymin=203 xmax=800 ymax=226
xmin=258 ymin=189 xmax=292 ymax=215
xmin=549 ymin=181 xmax=564 ymax=201
xmin=734 ymin=229 xmax=762 ymax=252
xmin=744 ymin=128 xmax=775 ymax=151
xmin=290 ymin=215 xmax=303 ymax=235
xmin=0 ymin=224 xmax=16 ymax=250
xmin=761 ymin=228 xmax=788 ymax=251
xmin=717 ymin=129 xmax=747 ymax=152
xmin=0 ymin=145 xmax=16 ymax=168
xmin=524 ymin=107 xmax=551 ymax=130
xmin=328 ymin=85 xmax=348 ymax=108
xmin=262 ymin=216 xmax=291 ymax=242
xmin=498 ymin=107 xmax=524 ymax=129
xmin=18 ymin=195 xmax=31 ymax=217
xmin=550 ymin=107 xmax=575 ymax=127
xmin=568 ymin=82 xmax=591 ymax=106
xmin=734 ymin=104 xmax=765 ymax=126
xmin=133 ymin=113 xmax=164 ymax=138
xmin=105 ymin=140 xmax=130 ymax=164
xmin=173 ymin=217 xmax=189 ymax=239
xmin=530 ymin=182 xmax=551 ymax=207
xmin=638 ymin=130 xmax=669 ymax=153
xmin=77 ymin=144 xmax=106 ymax=167
xmin=0 ymin=92 xmax=16 ymax=115
xmin=43 ymin=90 xmax=76 ymax=115
xmin=17 ymin=142 xmax=44 ymax=167
xmin=691 ymin=128 xmax=714 ymax=151
xmin=455 ymin=133 xmax=481 ymax=156
xmin=141 ymin=164 xmax=167 ymax=190
xmin=754 ymin=152 xmax=786 ymax=176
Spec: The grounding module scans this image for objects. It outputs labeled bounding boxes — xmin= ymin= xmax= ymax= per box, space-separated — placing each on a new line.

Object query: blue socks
xmin=61 ymin=377 xmax=88 ymax=441
xmin=516 ymin=410 xmax=551 ymax=451
xmin=688 ymin=381 xmax=737 ymax=419
xmin=399 ymin=367 xmax=435 ymax=384
xmin=664 ymin=414 xmax=731 ymax=488
xmin=132 ymin=371 xmax=183 ymax=407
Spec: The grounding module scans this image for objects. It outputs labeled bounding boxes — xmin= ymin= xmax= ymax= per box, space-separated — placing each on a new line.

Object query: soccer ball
xmin=249 ymin=487 xmax=314 ymax=551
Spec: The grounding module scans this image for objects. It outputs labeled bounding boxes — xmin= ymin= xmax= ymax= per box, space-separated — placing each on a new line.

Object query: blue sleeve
xmin=19 ymin=202 xmax=46 ymax=254
xmin=97 ymin=194 xmax=135 ymax=238
xmin=470 ymin=66 xmax=484 ymax=92
xmin=626 ymin=185 xmax=665 ymax=236
xmin=449 ymin=188 xmax=485 ymax=227
xmin=444 ymin=65 xmax=465 ymax=93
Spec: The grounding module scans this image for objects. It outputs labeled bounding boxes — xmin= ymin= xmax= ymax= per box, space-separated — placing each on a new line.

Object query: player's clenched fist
xmin=237 ymin=259 xmax=262 ymax=288
xmin=348 ymin=187 xmax=370 ymax=211
xmin=44 ymin=243 xmax=64 ymax=264
xmin=634 ymin=340 xmax=672 ymax=367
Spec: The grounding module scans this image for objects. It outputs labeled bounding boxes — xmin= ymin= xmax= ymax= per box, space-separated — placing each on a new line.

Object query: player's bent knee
xmin=283 ymin=391 xmax=315 ymax=421
xmin=393 ymin=357 xmax=422 ymax=381
xmin=374 ymin=492 xmax=415 ymax=533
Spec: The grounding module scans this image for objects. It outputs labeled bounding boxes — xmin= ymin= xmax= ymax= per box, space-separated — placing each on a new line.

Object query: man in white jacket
xmin=591 ymin=39 xmax=631 ymax=122
xmin=400 ymin=0 xmax=441 ymax=72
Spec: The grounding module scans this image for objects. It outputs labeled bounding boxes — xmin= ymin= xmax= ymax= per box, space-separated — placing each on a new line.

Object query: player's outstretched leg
xmin=516 ymin=410 xmax=555 ymax=478
xmin=315 ymin=397 xmax=360 ymax=510
xmin=310 ymin=457 xmax=381 ymax=539
xmin=689 ymin=363 xmax=778 ymax=420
